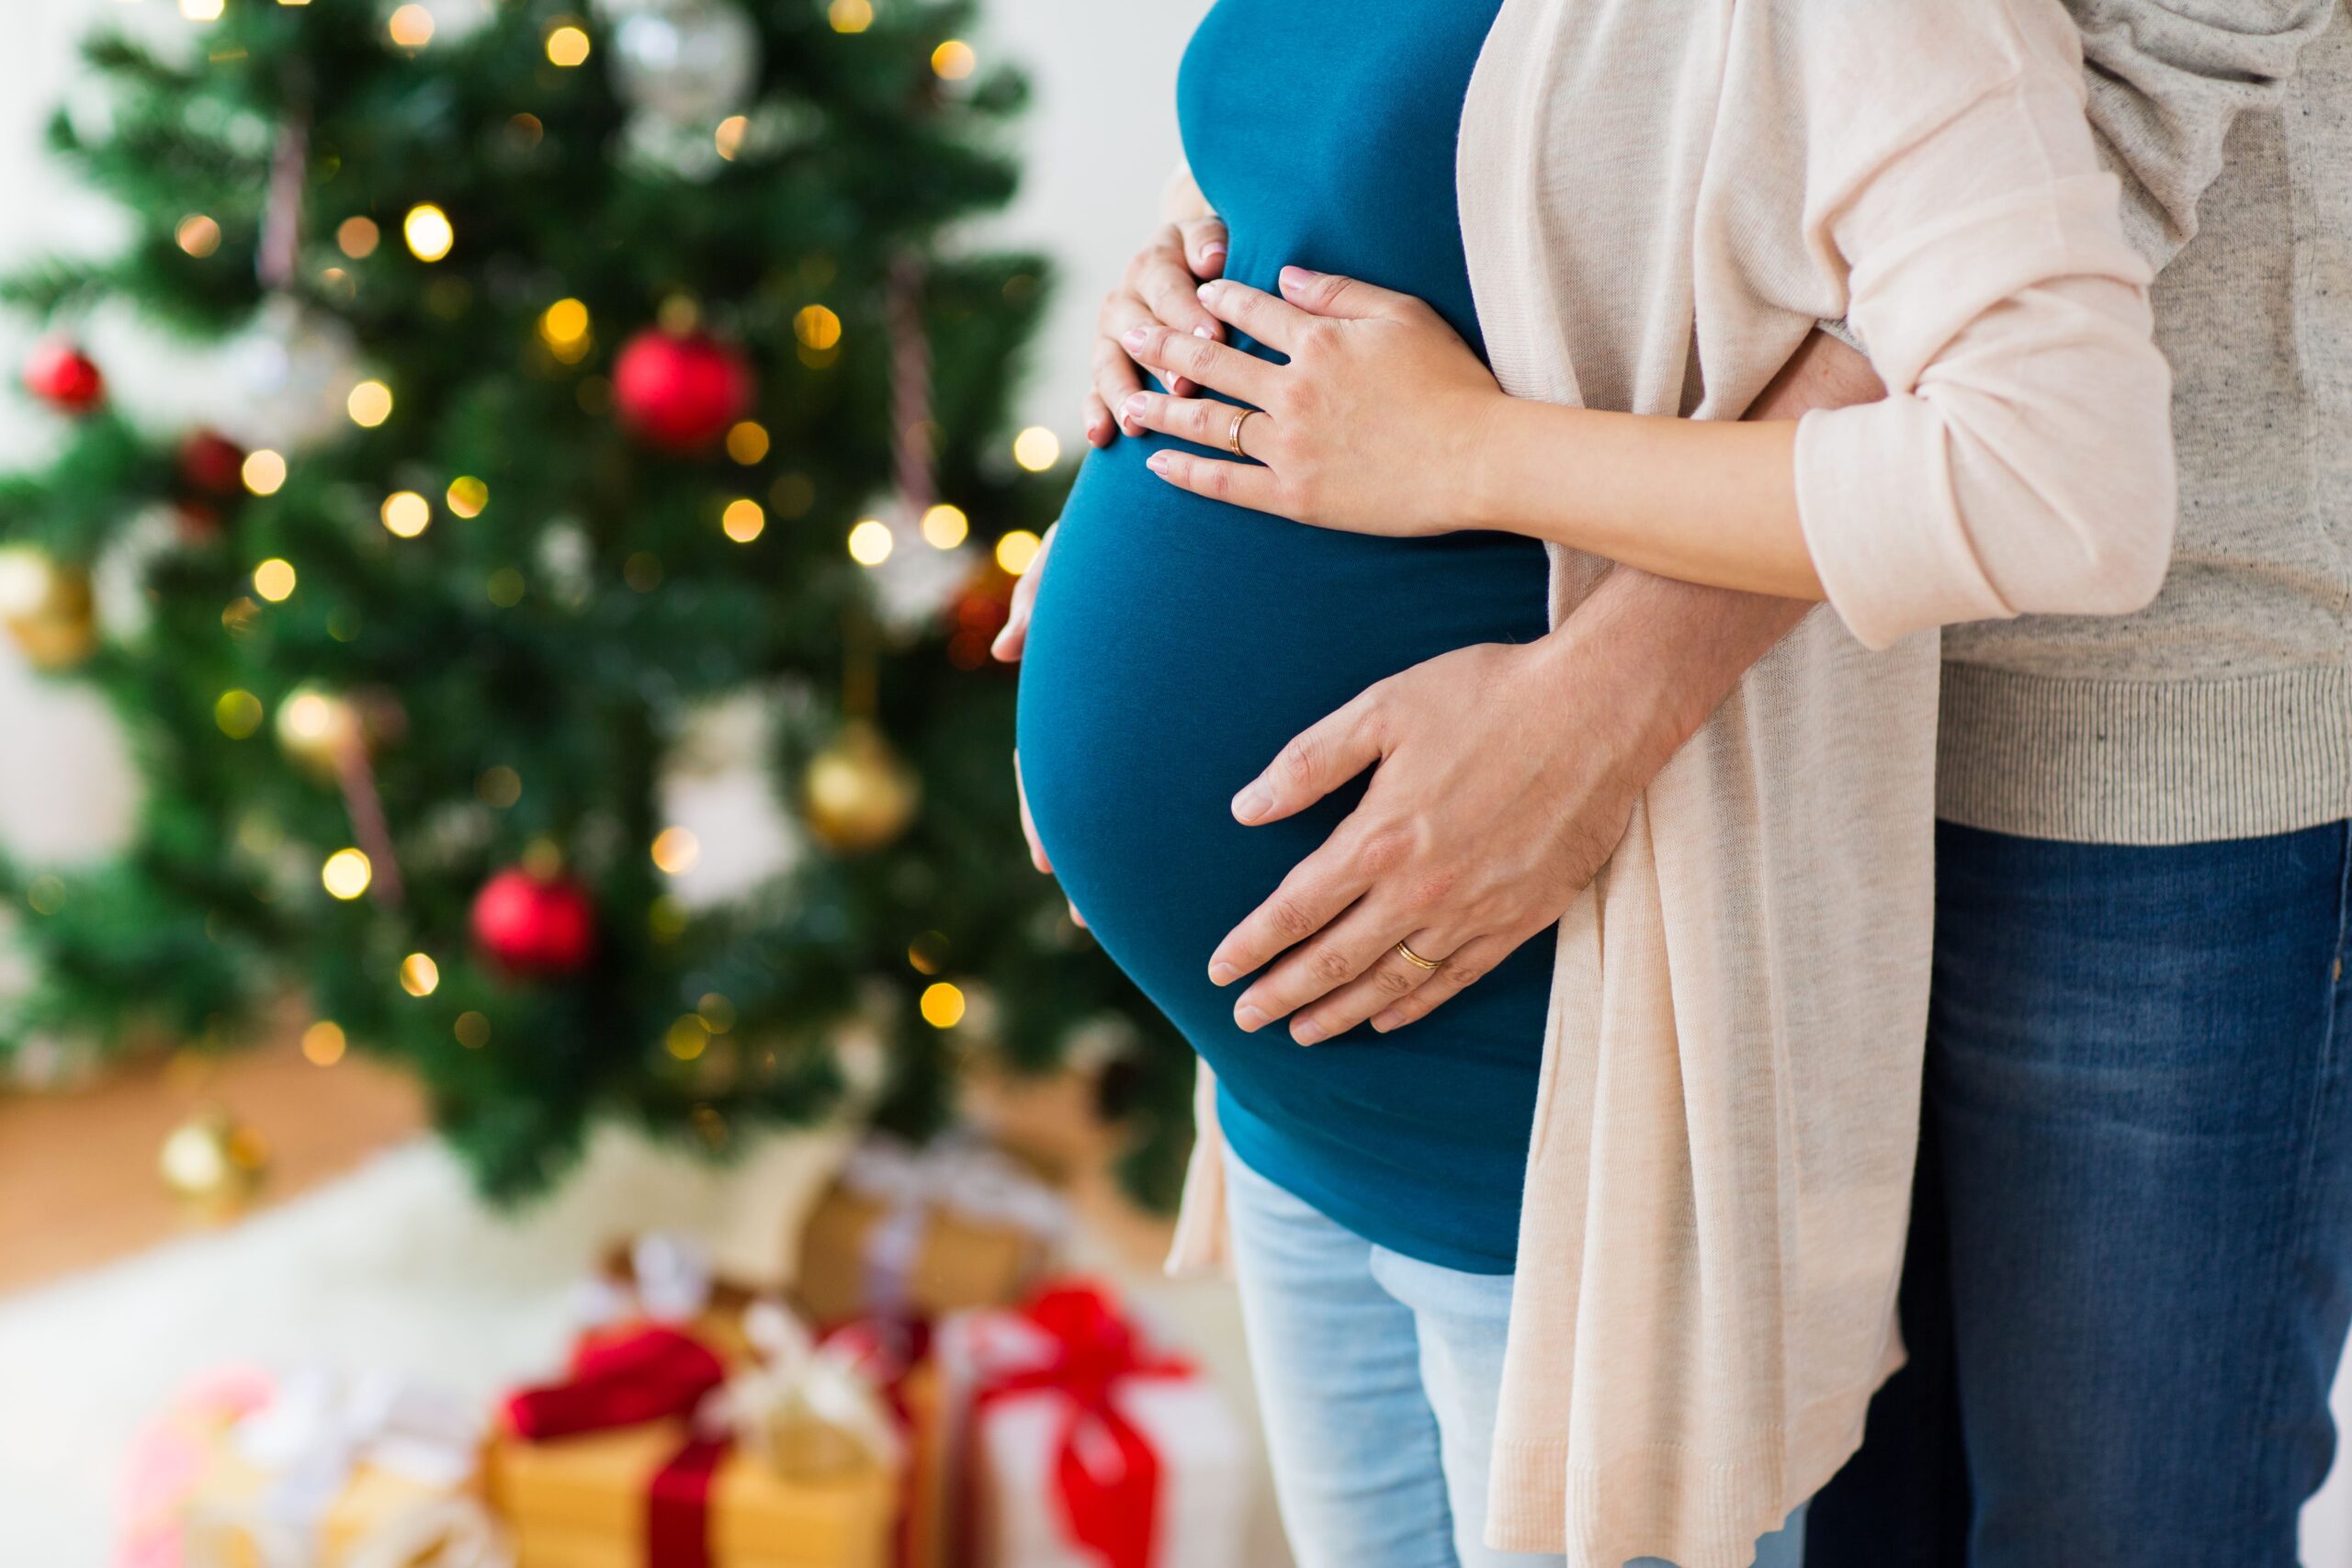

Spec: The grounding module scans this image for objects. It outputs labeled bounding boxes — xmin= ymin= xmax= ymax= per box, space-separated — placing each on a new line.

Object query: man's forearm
xmin=1549 ymin=330 xmax=1883 ymax=764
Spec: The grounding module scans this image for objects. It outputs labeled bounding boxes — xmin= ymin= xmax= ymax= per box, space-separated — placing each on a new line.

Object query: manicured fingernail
xmin=1236 ymin=1004 xmax=1268 ymax=1032
xmin=1193 ymin=324 xmax=1215 ymax=338
xmin=1231 ymin=784 xmax=1271 ymax=823
xmin=1202 ymin=243 xmax=1227 ymax=266
xmin=1293 ymin=1019 xmax=1326 ymax=1046
xmin=1371 ymin=1010 xmax=1402 ymax=1032
xmin=1147 ymin=452 xmax=1173 ymax=474
xmin=1209 ymin=960 xmax=1237 ymax=986
xmin=1122 ymin=327 xmax=1149 ymax=349
xmin=1196 ymin=280 xmax=1222 ymax=301
xmin=1123 ymin=392 xmax=1149 ymax=420
xmin=1280 ymin=265 xmax=1321 ymax=290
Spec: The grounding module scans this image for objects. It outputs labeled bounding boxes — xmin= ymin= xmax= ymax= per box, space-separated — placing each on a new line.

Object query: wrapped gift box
xmin=490 ymin=1420 xmax=896 ymax=1568
xmin=936 ymin=1286 xmax=1250 ymax=1568
xmin=121 ymin=1366 xmax=500 ymax=1568
xmin=793 ymin=1140 xmax=1064 ymax=1326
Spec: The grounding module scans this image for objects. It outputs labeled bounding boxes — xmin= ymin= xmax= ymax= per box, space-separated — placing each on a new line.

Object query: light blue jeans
xmin=1224 ymin=1141 xmax=1810 ymax=1568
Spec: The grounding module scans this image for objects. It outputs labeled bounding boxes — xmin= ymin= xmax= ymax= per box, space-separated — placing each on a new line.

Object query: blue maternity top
xmin=1016 ymin=0 xmax=1551 ymax=1272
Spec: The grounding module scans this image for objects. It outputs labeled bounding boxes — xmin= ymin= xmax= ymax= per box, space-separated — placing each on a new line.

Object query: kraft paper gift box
xmin=934 ymin=1286 xmax=1250 ymax=1568
xmin=793 ymin=1140 xmax=1066 ymax=1327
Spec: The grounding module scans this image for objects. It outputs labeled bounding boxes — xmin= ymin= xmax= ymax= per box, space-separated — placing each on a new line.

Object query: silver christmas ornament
xmin=607 ymin=0 xmax=761 ymax=126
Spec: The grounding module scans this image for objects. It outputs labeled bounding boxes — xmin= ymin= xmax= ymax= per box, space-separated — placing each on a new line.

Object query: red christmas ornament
xmin=178 ymin=429 xmax=247 ymax=498
xmin=24 ymin=341 xmax=105 ymax=413
xmin=612 ymin=328 xmax=755 ymax=453
xmin=470 ymin=867 xmax=597 ymax=976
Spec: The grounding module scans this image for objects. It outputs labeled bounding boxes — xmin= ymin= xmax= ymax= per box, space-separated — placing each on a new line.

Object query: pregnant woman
xmin=1012 ymin=3 xmax=2176 ymax=1565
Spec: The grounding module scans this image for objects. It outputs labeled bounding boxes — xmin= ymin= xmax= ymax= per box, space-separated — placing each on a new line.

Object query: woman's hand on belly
xmin=1118 ymin=266 xmax=1505 ymax=537
xmin=1205 ymin=629 xmax=1679 ymax=1045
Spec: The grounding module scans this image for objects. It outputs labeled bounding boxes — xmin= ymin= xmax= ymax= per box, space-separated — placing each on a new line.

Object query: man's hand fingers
xmin=1231 ymin=692 xmax=1385 ymax=828
xmin=1207 ymin=842 xmax=1371 ymax=990
xmin=1227 ymin=899 xmax=1415 ymax=1040
xmin=1179 ymin=216 xmax=1229 ymax=280
xmin=1288 ymin=931 xmax=1457 ymax=1044
xmin=1367 ymin=934 xmax=1510 ymax=1032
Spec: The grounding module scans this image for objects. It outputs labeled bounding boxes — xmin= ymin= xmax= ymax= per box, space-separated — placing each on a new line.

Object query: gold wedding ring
xmin=1395 ymin=939 xmax=1441 ymax=971
xmin=1227 ymin=406 xmax=1260 ymax=457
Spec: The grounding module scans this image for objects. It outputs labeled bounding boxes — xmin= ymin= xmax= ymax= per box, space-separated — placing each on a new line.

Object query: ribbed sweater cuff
xmin=1937 ymin=664 xmax=2352 ymax=844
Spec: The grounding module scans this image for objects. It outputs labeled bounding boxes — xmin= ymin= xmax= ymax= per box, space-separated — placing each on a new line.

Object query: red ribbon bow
xmin=502 ymin=1325 xmax=732 ymax=1568
xmin=968 ymin=1284 xmax=1195 ymax=1568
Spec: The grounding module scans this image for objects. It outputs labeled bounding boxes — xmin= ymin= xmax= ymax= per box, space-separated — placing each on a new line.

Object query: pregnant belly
xmin=1016 ymin=438 xmax=1558 ymax=1149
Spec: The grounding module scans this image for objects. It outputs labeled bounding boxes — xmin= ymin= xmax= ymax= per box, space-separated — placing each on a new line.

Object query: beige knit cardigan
xmin=1164 ymin=3 xmax=2177 ymax=1565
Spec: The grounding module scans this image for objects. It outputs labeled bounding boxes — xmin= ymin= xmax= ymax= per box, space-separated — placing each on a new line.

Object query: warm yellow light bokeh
xmin=380 ymin=491 xmax=432 ymax=538
xmin=242 ymin=449 xmax=288 ymax=496
xmin=322 ymin=849 xmax=373 ymax=901
xmin=181 ymin=0 xmax=224 ymax=21
xmin=348 ymin=380 xmax=394 ymax=427
xmin=664 ymin=1015 xmax=710 ymax=1062
xmin=726 ymin=422 xmax=770 ymax=465
xmin=175 ymin=215 xmax=221 ymax=258
xmin=651 ymin=826 xmax=701 ymax=875
xmin=215 ymin=690 xmax=264 ymax=739
xmin=932 ymin=40 xmax=977 ymax=80
xmin=337 ymin=217 xmax=380 ymax=259
xmin=715 ymin=116 xmax=749 ymax=161
xmin=721 ymin=499 xmax=765 ymax=544
xmin=253 ymin=558 xmax=298 ymax=603
xmin=388 ymin=4 xmax=435 ymax=47
xmin=539 ymin=298 xmax=591 ymax=361
xmin=995 ymin=529 xmax=1044 ymax=576
xmin=546 ymin=23 xmax=593 ymax=67
xmin=920 ymin=503 xmax=969 ymax=550
xmin=399 ymin=953 xmax=441 ymax=998
xmin=455 ymin=1011 xmax=492 ymax=1049
xmin=402 ymin=204 xmax=454 ymax=263
xmin=300 ymin=1021 xmax=347 ymax=1066
xmin=447 ymin=476 xmax=490 ymax=517
xmin=920 ymin=982 xmax=967 ymax=1029
xmin=1012 ymin=426 xmax=1062 ymax=472
xmin=794 ymin=304 xmax=842 ymax=352
xmin=846 ymin=518 xmax=895 ymax=566
xmin=828 ymin=0 xmax=873 ymax=33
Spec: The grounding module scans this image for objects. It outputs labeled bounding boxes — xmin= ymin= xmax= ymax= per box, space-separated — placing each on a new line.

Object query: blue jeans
xmin=1223 ymin=1142 xmax=1811 ymax=1568
xmin=1808 ymin=819 xmax=2352 ymax=1567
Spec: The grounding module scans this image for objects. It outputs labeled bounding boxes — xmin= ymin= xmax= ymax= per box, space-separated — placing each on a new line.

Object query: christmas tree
xmin=0 ymin=0 xmax=1192 ymax=1203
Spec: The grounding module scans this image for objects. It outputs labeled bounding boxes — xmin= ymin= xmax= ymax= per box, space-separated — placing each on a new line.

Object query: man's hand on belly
xmin=1207 ymin=331 xmax=1881 ymax=1043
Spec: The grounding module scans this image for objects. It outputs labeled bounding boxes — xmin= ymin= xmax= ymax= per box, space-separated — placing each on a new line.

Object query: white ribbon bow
xmin=698 ymin=1300 xmax=905 ymax=1473
xmin=184 ymin=1367 xmax=503 ymax=1568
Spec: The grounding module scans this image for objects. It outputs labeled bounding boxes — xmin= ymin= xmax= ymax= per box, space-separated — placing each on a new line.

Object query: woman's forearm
xmin=1465 ymin=404 xmax=1819 ymax=600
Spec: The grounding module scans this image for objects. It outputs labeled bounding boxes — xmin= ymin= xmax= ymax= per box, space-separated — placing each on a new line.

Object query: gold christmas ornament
xmin=800 ymin=721 xmax=919 ymax=853
xmin=0 ymin=547 xmax=96 ymax=670
xmin=158 ymin=1104 xmax=270 ymax=1217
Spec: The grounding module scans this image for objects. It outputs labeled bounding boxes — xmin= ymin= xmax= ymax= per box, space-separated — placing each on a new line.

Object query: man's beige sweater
xmin=1168 ymin=3 xmax=2177 ymax=1565
xmin=1940 ymin=0 xmax=2350 ymax=844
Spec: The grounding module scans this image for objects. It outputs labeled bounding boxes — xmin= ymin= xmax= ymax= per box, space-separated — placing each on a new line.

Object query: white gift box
xmin=935 ymin=1292 xmax=1251 ymax=1568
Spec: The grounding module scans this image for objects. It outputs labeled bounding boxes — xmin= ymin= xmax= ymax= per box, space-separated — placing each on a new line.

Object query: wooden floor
xmin=0 ymin=1038 xmax=425 ymax=1295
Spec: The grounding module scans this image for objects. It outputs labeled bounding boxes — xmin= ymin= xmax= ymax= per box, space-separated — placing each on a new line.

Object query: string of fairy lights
xmin=43 ymin=0 xmax=1067 ymax=1165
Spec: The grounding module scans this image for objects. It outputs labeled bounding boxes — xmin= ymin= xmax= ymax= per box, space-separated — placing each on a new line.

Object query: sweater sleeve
xmin=2068 ymin=0 xmax=2336 ymax=271
xmin=1792 ymin=50 xmax=2177 ymax=651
